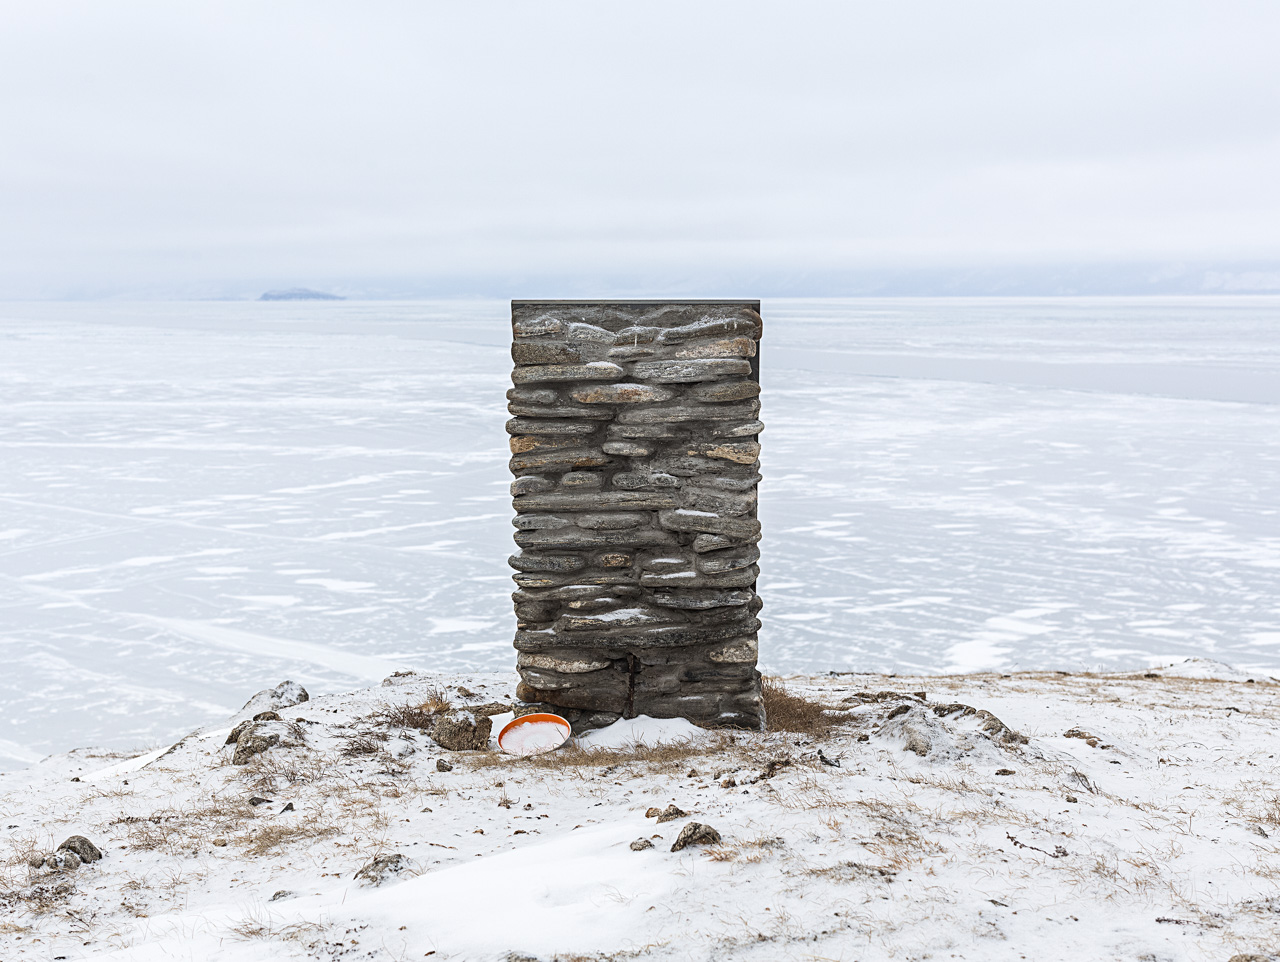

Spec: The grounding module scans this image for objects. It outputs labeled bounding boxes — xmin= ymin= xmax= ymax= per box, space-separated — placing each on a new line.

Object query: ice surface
xmin=1 ymin=296 xmax=1278 ymax=767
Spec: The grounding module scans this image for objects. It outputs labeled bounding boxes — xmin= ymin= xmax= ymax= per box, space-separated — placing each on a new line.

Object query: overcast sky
xmin=1 ymin=1 xmax=1277 ymax=297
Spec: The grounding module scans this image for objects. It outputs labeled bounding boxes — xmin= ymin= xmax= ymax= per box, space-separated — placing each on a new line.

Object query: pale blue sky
xmin=1 ymin=1 xmax=1277 ymax=297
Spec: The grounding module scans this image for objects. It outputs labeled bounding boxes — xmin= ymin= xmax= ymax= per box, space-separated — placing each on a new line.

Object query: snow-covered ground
xmin=1 ymin=297 xmax=1278 ymax=768
xmin=2 ymin=665 xmax=1278 ymax=961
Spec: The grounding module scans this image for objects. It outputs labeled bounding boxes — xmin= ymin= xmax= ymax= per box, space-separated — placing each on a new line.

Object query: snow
xmin=0 ymin=296 xmax=1278 ymax=769
xmin=3 ymin=668 xmax=1280 ymax=960
xmin=576 ymin=714 xmax=706 ymax=750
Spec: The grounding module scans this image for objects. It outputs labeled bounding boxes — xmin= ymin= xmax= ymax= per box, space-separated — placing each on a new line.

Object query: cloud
xmin=1 ymin=1 xmax=1277 ymax=296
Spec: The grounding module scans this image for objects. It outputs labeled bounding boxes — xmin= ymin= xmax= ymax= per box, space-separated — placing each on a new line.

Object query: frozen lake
xmin=1 ymin=297 xmax=1278 ymax=768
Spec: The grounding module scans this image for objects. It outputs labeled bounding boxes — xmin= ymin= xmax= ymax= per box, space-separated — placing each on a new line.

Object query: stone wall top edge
xmin=511 ymin=299 xmax=761 ymax=308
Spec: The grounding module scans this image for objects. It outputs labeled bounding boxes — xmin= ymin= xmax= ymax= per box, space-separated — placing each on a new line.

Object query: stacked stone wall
xmin=508 ymin=300 xmax=764 ymax=731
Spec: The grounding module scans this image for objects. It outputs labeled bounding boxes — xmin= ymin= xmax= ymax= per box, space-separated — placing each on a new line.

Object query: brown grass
xmin=238 ymin=812 xmax=340 ymax=856
xmin=469 ymin=734 xmax=739 ymax=774
xmin=762 ymin=677 xmax=843 ymax=735
xmin=372 ymin=685 xmax=452 ymax=731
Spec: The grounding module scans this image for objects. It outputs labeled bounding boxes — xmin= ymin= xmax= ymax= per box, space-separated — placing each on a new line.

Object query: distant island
xmin=258 ymin=288 xmax=344 ymax=301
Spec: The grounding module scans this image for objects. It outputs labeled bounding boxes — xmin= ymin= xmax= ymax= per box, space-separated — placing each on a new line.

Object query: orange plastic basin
xmin=498 ymin=713 xmax=572 ymax=756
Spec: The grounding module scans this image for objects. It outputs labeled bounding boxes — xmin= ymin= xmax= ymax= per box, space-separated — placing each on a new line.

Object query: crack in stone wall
xmin=507 ymin=300 xmax=765 ymax=731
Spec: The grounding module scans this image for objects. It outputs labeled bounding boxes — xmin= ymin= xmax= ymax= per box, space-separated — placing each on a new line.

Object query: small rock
xmin=995 ymin=769 xmax=1015 ymax=776
xmin=671 ymin=822 xmax=721 ymax=852
xmin=429 ymin=710 xmax=492 ymax=752
xmin=1065 ymin=795 xmax=1079 ymax=804
xmin=354 ymin=853 xmax=414 ymax=886
xmin=248 ymin=796 xmax=273 ymax=806
xmin=720 ymin=777 xmax=736 ymax=788
xmin=270 ymin=889 xmax=294 ymax=901
xmin=653 ymin=805 xmax=687 ymax=823
xmin=43 ymin=851 xmax=81 ymax=871
xmin=282 ymin=802 xmax=295 ymax=812
xmin=212 ymin=838 xmax=228 ymax=847
xmin=630 ymin=838 xmax=654 ymax=851
xmin=252 ymin=710 xmax=281 ymax=722
xmin=1248 ymin=824 xmax=1269 ymax=838
xmin=381 ymin=670 xmax=422 ymax=687
xmin=818 ymin=749 xmax=841 ymax=768
xmin=1227 ymin=955 xmax=1272 ymax=962
xmin=471 ymin=701 xmax=514 ymax=717
xmin=58 ymin=836 xmax=102 ymax=863
xmin=225 ymin=720 xmax=252 ymax=746
xmin=239 ymin=680 xmax=309 ymax=716
xmin=456 ymin=686 xmax=477 ymax=698
xmin=232 ymin=723 xmax=281 ymax=765
xmin=437 ymin=758 xmax=454 ymax=772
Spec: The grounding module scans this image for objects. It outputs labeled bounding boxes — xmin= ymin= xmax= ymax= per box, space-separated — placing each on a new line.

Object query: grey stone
xmin=430 ymin=711 xmax=492 ymax=751
xmin=57 ymin=836 xmax=102 ymax=863
xmin=696 ymin=545 xmax=760 ymax=574
xmin=658 ymin=510 xmax=761 ymax=540
xmin=508 ymin=552 xmax=587 ymax=572
xmin=708 ymin=419 xmax=765 ymax=438
xmin=630 ymin=838 xmax=654 ymax=851
xmin=513 ymin=315 xmax=564 ymax=337
xmin=565 ymin=321 xmax=615 ymax=343
xmin=512 ymin=513 xmax=574 ymax=530
xmin=232 ymin=723 xmax=281 ymax=765
xmin=608 ymin=344 xmax=657 ymax=361
xmin=611 ymin=471 xmax=681 ymax=489
xmin=559 ymin=609 xmax=670 ymax=631
xmin=657 ymin=313 xmax=762 ymax=343
xmin=570 ymin=383 xmax=674 ymax=404
xmin=575 ymin=512 xmax=646 ymax=530
xmin=509 ymin=449 xmax=612 ymax=472
xmin=671 ymin=336 xmax=757 ymax=359
xmin=602 ymin=440 xmax=653 ymax=456
xmin=514 ymin=528 xmax=678 ymax=550
xmin=679 ymin=485 xmax=756 ymax=517
xmin=679 ymin=441 xmax=760 ymax=464
xmin=510 ymin=475 xmax=556 ymax=496
xmin=514 ymin=491 xmax=679 ymax=512
xmin=512 ymin=341 xmax=581 ymax=365
xmin=649 ymin=589 xmax=753 ymax=610
xmin=607 ymin=422 xmax=680 ymax=439
xmin=511 ymin=362 xmax=623 ymax=384
xmin=353 ymin=853 xmax=414 ymax=886
xmin=518 ymin=652 xmax=614 ymax=673
xmin=692 ymin=532 xmax=761 ymax=552
xmin=505 ymin=417 xmax=598 ymax=436
xmin=560 ymin=471 xmax=603 ymax=487
xmin=670 ymin=822 xmax=722 ymax=851
xmin=508 ymin=402 xmax=614 ymax=420
xmin=616 ymin=400 xmax=759 ymax=424
xmin=239 ymin=680 xmax=309 ymax=717
xmin=686 ymin=379 xmax=761 ymax=403
xmin=707 ymin=638 xmax=759 ymax=663
xmin=506 ymin=386 xmax=559 ymax=404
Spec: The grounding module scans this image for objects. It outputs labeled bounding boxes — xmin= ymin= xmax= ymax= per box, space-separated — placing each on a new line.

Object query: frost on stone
xmin=237 ymin=680 xmax=309 ymax=719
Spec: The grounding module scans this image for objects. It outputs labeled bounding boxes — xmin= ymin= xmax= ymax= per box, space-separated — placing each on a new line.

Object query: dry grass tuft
xmin=372 ymin=684 xmax=452 ymax=731
xmin=470 ymin=733 xmax=739 ymax=774
xmin=762 ymin=677 xmax=843 ymax=735
xmin=238 ymin=812 xmax=340 ymax=856
xmin=339 ymin=730 xmax=389 ymax=757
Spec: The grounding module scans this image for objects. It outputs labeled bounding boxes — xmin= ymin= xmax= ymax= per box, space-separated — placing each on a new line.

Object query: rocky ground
xmin=1 ymin=661 xmax=1278 ymax=961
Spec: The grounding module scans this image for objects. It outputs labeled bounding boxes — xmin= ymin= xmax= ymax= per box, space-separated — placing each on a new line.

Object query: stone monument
xmin=507 ymin=299 xmax=764 ymax=731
